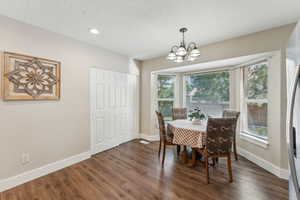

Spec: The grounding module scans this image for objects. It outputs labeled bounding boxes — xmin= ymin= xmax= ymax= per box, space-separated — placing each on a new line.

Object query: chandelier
xmin=166 ymin=27 xmax=200 ymax=63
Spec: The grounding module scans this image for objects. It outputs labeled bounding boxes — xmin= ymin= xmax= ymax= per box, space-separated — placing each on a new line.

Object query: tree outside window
xmin=157 ymin=75 xmax=175 ymax=121
xmin=185 ymin=71 xmax=230 ymax=117
xmin=243 ymin=62 xmax=268 ymax=139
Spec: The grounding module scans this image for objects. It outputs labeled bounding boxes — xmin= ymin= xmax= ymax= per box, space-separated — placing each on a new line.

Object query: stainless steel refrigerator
xmin=286 ymin=21 xmax=300 ymax=200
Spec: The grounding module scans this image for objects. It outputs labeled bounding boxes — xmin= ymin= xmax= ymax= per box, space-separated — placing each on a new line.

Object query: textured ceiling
xmin=0 ymin=0 xmax=299 ymax=60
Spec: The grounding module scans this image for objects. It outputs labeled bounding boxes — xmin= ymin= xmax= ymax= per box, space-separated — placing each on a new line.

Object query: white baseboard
xmin=139 ymin=133 xmax=160 ymax=141
xmin=279 ymin=168 xmax=289 ymax=180
xmin=238 ymin=147 xmax=288 ymax=180
xmin=0 ymin=151 xmax=91 ymax=192
xmin=121 ymin=133 xmax=140 ymax=143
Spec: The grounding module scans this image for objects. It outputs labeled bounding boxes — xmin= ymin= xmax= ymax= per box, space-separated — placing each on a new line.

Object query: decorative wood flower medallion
xmin=2 ymin=52 xmax=60 ymax=100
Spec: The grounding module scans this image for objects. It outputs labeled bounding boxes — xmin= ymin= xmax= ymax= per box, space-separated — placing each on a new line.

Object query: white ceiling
xmin=0 ymin=0 xmax=299 ymax=60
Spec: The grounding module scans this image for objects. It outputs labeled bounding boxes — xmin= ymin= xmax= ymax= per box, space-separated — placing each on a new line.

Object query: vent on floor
xmin=139 ymin=140 xmax=150 ymax=144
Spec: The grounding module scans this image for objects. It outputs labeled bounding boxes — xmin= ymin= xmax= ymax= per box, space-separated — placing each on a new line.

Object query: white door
xmin=125 ymin=74 xmax=139 ymax=142
xmin=90 ymin=68 xmax=138 ymax=154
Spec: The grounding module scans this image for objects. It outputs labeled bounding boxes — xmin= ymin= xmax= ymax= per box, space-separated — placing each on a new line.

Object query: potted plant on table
xmin=188 ymin=107 xmax=206 ymax=125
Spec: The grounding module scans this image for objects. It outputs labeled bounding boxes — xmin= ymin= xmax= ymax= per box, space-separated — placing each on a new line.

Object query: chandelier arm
xmin=166 ymin=27 xmax=200 ymax=63
xmin=171 ymin=45 xmax=179 ymax=52
xmin=187 ymin=42 xmax=197 ymax=51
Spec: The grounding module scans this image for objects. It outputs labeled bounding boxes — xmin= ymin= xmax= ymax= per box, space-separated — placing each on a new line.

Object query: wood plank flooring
xmin=0 ymin=140 xmax=288 ymax=200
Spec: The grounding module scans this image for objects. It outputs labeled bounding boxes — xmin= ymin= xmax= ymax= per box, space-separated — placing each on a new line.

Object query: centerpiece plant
xmin=188 ymin=107 xmax=206 ymax=124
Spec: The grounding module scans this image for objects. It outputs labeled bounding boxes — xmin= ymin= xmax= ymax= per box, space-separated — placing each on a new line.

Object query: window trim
xmin=183 ymin=70 xmax=230 ymax=116
xmin=241 ymin=60 xmax=269 ymax=143
xmin=157 ymin=74 xmax=177 ymax=121
xmin=240 ymin=131 xmax=269 ymax=148
xmin=157 ymin=98 xmax=175 ymax=102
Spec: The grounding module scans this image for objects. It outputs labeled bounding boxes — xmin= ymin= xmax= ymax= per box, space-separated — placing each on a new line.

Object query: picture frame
xmin=2 ymin=52 xmax=61 ymax=100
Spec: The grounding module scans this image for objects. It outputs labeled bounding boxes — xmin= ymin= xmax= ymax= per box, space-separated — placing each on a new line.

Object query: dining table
xmin=167 ymin=119 xmax=207 ymax=164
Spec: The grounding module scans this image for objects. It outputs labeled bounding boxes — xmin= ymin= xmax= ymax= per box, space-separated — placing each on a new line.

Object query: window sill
xmin=240 ymin=131 xmax=269 ymax=148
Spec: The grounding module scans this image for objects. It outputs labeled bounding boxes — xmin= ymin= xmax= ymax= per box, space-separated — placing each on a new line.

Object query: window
xmin=184 ymin=71 xmax=230 ymax=117
xmin=157 ymin=75 xmax=176 ymax=121
xmin=243 ymin=61 xmax=268 ymax=139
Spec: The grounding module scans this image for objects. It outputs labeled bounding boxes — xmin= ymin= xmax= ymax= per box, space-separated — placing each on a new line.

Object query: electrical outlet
xmin=21 ymin=153 xmax=30 ymax=165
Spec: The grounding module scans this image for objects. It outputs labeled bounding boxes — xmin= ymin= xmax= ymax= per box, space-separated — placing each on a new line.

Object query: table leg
xmin=183 ymin=146 xmax=188 ymax=163
xmin=192 ymin=148 xmax=197 ymax=167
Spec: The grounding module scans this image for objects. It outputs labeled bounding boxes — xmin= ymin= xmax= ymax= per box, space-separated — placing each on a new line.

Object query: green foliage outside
xmin=249 ymin=126 xmax=267 ymax=138
xmin=186 ymin=72 xmax=229 ymax=103
xmin=246 ymin=63 xmax=268 ymax=99
xmin=156 ymin=65 xmax=268 ymax=137
xmin=158 ymin=101 xmax=173 ymax=121
xmin=246 ymin=63 xmax=268 ymax=137
xmin=157 ymin=75 xmax=175 ymax=120
xmin=157 ymin=75 xmax=175 ymax=99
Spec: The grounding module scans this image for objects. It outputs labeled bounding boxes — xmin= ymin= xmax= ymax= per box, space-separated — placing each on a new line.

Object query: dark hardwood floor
xmin=0 ymin=140 xmax=288 ymax=200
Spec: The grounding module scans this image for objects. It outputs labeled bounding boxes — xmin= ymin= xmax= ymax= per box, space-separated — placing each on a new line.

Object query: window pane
xmin=158 ymin=101 xmax=173 ymax=121
xmin=246 ymin=63 xmax=268 ymax=99
xmin=244 ymin=61 xmax=268 ymax=139
xmin=185 ymin=71 xmax=229 ymax=117
xmin=247 ymin=102 xmax=268 ymax=138
xmin=157 ymin=75 xmax=175 ymax=99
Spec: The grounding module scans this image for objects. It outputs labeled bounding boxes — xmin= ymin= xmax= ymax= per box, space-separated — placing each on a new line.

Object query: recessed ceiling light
xmin=89 ymin=28 xmax=99 ymax=35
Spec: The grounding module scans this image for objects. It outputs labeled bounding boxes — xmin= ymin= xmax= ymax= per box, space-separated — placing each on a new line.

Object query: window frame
xmin=241 ymin=60 xmax=269 ymax=141
xmin=156 ymin=74 xmax=176 ymax=121
xmin=183 ymin=70 xmax=230 ymax=117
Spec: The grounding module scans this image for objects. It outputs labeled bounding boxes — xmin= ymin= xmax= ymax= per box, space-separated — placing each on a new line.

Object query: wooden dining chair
xmin=172 ymin=108 xmax=187 ymax=120
xmin=155 ymin=111 xmax=180 ymax=166
xmin=223 ymin=110 xmax=240 ymax=160
xmin=194 ymin=118 xmax=235 ymax=184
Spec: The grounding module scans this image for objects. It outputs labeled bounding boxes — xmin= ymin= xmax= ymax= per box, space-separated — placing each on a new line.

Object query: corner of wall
xmin=280 ymin=48 xmax=289 ymax=170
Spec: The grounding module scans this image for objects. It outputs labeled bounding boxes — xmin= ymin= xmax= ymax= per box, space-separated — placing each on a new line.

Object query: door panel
xmin=95 ymin=118 xmax=104 ymax=143
xmin=90 ymin=68 xmax=138 ymax=154
xmin=96 ymin=84 xmax=105 ymax=110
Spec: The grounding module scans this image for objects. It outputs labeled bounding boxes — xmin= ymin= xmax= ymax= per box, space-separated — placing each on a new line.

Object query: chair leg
xmin=205 ymin=156 xmax=210 ymax=184
xmin=227 ymin=154 xmax=233 ymax=183
xmin=162 ymin=143 xmax=166 ymax=166
xmin=176 ymin=145 xmax=181 ymax=156
xmin=233 ymin=135 xmax=238 ymax=161
xmin=211 ymin=157 xmax=219 ymax=167
xmin=212 ymin=158 xmax=216 ymax=167
xmin=183 ymin=146 xmax=188 ymax=163
xmin=158 ymin=139 xmax=162 ymax=158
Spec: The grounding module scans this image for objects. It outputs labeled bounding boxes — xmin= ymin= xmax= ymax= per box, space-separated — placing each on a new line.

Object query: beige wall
xmin=140 ymin=24 xmax=296 ymax=171
xmin=232 ymin=51 xmax=288 ymax=169
xmin=0 ymin=15 xmax=138 ymax=180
